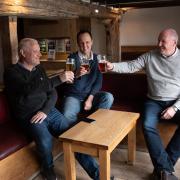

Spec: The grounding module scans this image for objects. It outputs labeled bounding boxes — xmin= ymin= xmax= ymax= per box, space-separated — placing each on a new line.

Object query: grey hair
xmin=18 ymin=38 xmax=38 ymax=53
xmin=164 ymin=28 xmax=179 ymax=43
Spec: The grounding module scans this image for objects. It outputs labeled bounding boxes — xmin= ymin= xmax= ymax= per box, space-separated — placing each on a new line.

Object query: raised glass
xmin=97 ymin=55 xmax=107 ymax=73
xmin=81 ymin=58 xmax=90 ymax=73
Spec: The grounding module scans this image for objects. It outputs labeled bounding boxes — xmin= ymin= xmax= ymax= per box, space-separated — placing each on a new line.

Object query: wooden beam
xmin=0 ymin=16 xmax=18 ymax=66
xmin=0 ymin=0 xmax=121 ymax=19
xmin=105 ymin=16 xmax=121 ymax=62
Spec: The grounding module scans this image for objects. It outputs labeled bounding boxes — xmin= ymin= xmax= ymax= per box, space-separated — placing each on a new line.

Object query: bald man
xmin=4 ymin=38 xmax=101 ymax=180
xmin=107 ymin=29 xmax=180 ymax=180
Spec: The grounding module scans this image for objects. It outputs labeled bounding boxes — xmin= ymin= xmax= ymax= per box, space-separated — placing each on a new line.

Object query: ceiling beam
xmin=91 ymin=0 xmax=180 ymax=8
xmin=0 ymin=0 xmax=121 ymax=19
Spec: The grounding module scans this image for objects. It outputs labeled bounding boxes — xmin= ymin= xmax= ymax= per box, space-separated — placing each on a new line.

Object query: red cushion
xmin=0 ymin=93 xmax=10 ymax=124
xmin=0 ymin=122 xmax=30 ymax=160
xmin=102 ymin=73 xmax=147 ymax=102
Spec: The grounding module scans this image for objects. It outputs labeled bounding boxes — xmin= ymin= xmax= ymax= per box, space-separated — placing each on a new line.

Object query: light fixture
xmin=94 ymin=9 xmax=99 ymax=13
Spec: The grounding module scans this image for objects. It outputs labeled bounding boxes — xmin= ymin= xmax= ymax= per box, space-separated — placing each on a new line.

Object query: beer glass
xmin=81 ymin=58 xmax=90 ymax=73
xmin=66 ymin=58 xmax=75 ymax=83
xmin=97 ymin=55 xmax=107 ymax=73
xmin=66 ymin=58 xmax=75 ymax=72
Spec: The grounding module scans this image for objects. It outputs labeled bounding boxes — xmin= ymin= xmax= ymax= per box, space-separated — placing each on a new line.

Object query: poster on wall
xmin=47 ymin=39 xmax=56 ymax=60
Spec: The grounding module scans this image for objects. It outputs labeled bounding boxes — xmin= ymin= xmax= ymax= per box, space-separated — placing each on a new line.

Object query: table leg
xmin=128 ymin=125 xmax=136 ymax=165
xmin=99 ymin=149 xmax=110 ymax=180
xmin=63 ymin=142 xmax=76 ymax=180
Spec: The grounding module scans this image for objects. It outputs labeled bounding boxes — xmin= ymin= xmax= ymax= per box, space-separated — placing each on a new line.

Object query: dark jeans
xmin=142 ymin=98 xmax=180 ymax=173
xmin=19 ymin=108 xmax=99 ymax=179
xmin=60 ymin=91 xmax=114 ymax=125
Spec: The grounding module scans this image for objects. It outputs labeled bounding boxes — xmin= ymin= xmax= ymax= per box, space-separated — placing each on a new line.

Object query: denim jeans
xmin=19 ymin=108 xmax=99 ymax=179
xmin=142 ymin=98 xmax=180 ymax=173
xmin=60 ymin=91 xmax=114 ymax=125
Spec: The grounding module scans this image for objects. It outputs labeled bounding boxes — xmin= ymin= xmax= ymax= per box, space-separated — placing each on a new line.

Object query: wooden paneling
xmin=0 ymin=139 xmax=62 ymax=180
xmin=121 ymin=46 xmax=156 ymax=61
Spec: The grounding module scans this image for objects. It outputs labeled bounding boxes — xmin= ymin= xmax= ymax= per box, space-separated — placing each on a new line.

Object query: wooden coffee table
xmin=59 ymin=109 xmax=140 ymax=180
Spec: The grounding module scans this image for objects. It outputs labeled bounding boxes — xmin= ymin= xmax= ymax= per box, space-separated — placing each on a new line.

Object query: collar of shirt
xmin=78 ymin=51 xmax=94 ymax=62
xmin=17 ymin=62 xmax=36 ymax=71
xmin=161 ymin=47 xmax=178 ymax=58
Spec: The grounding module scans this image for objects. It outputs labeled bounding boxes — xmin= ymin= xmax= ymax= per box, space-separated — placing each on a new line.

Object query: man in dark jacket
xmin=4 ymin=38 xmax=101 ymax=180
xmin=60 ymin=30 xmax=114 ymax=125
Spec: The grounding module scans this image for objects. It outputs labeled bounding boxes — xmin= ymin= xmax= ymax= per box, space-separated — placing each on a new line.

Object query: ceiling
xmin=90 ymin=0 xmax=180 ymax=8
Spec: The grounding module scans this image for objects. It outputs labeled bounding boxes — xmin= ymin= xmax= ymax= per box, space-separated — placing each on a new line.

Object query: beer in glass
xmin=66 ymin=58 xmax=75 ymax=83
xmin=66 ymin=58 xmax=75 ymax=72
xmin=97 ymin=55 xmax=107 ymax=73
xmin=81 ymin=58 xmax=90 ymax=73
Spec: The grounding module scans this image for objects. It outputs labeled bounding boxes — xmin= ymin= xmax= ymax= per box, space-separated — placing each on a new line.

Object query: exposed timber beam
xmin=0 ymin=0 xmax=121 ymax=19
xmin=1 ymin=16 xmax=18 ymax=67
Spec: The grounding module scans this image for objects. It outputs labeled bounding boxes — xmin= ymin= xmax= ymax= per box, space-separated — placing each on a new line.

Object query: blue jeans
xmin=142 ymin=98 xmax=180 ymax=173
xmin=60 ymin=91 xmax=114 ymax=125
xmin=19 ymin=108 xmax=99 ymax=179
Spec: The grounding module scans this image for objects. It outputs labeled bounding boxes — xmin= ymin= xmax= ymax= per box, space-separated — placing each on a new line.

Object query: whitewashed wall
xmin=121 ymin=6 xmax=180 ymax=45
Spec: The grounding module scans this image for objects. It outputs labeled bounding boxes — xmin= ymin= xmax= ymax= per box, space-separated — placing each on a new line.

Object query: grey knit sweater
xmin=112 ymin=48 xmax=180 ymax=109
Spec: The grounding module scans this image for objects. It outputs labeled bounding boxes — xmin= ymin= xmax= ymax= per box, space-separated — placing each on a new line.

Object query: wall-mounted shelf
xmin=40 ymin=59 xmax=66 ymax=62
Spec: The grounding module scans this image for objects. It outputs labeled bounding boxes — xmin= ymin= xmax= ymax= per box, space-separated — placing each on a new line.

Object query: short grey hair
xmin=18 ymin=38 xmax=38 ymax=53
xmin=162 ymin=28 xmax=179 ymax=43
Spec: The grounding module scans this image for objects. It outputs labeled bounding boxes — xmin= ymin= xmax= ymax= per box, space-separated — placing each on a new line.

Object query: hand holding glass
xmin=97 ymin=55 xmax=107 ymax=73
xmin=66 ymin=58 xmax=75 ymax=83
xmin=81 ymin=58 xmax=90 ymax=73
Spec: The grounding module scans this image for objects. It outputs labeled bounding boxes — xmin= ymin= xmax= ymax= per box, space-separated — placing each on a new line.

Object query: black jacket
xmin=4 ymin=63 xmax=62 ymax=121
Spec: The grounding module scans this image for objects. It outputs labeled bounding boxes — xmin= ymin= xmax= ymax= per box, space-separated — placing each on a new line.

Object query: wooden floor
xmin=33 ymin=148 xmax=180 ymax=180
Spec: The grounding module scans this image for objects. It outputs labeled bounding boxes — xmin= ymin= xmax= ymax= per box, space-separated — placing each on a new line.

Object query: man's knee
xmin=63 ymin=110 xmax=78 ymax=124
xmin=98 ymin=91 xmax=114 ymax=108
xmin=104 ymin=92 xmax=114 ymax=104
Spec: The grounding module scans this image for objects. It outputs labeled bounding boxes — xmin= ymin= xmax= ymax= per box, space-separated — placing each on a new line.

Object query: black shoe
xmin=41 ymin=167 xmax=57 ymax=180
xmin=110 ymin=176 xmax=114 ymax=180
xmin=161 ymin=170 xmax=178 ymax=180
xmin=149 ymin=170 xmax=160 ymax=180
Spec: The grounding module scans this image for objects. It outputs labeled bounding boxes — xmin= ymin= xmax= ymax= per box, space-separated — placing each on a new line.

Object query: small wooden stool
xmin=59 ymin=109 xmax=139 ymax=180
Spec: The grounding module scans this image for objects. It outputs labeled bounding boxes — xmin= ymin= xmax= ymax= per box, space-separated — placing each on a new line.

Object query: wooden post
xmin=105 ymin=16 xmax=121 ymax=62
xmin=1 ymin=16 xmax=18 ymax=67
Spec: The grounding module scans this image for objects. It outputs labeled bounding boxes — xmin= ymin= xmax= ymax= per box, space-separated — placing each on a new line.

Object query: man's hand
xmin=84 ymin=95 xmax=94 ymax=111
xmin=161 ymin=106 xmax=176 ymax=120
xmin=59 ymin=71 xmax=74 ymax=83
xmin=31 ymin=111 xmax=47 ymax=123
xmin=106 ymin=61 xmax=114 ymax=71
xmin=76 ymin=66 xmax=89 ymax=78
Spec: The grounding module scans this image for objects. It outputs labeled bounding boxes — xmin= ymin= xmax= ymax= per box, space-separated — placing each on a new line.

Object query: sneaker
xmin=161 ymin=170 xmax=178 ymax=180
xmin=41 ymin=167 xmax=57 ymax=180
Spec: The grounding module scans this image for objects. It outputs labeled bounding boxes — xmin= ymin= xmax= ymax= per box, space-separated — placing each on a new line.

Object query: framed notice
xmin=47 ymin=39 xmax=56 ymax=60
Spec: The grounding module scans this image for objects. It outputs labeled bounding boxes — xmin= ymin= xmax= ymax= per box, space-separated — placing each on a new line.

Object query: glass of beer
xmin=81 ymin=58 xmax=90 ymax=73
xmin=66 ymin=58 xmax=75 ymax=72
xmin=66 ymin=58 xmax=75 ymax=83
xmin=97 ymin=55 xmax=107 ymax=73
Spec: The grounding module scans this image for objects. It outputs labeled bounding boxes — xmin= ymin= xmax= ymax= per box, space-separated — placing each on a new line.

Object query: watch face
xmin=173 ymin=106 xmax=178 ymax=112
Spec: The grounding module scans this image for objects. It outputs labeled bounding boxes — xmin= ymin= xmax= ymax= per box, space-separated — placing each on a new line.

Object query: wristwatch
xmin=172 ymin=105 xmax=178 ymax=112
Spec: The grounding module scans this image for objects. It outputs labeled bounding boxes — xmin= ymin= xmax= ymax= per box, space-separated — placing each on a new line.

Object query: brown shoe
xmin=161 ymin=171 xmax=178 ymax=180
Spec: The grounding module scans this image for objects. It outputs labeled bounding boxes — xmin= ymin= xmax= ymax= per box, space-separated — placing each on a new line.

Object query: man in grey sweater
xmin=107 ymin=28 xmax=180 ymax=180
